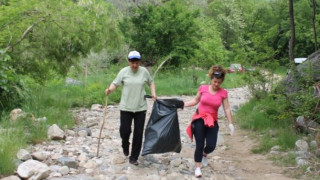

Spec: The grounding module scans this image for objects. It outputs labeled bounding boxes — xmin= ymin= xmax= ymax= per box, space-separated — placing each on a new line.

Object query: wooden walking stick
xmin=97 ymin=95 xmax=108 ymax=157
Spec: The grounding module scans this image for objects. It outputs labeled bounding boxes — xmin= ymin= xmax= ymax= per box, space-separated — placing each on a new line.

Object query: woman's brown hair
xmin=208 ymin=65 xmax=226 ymax=81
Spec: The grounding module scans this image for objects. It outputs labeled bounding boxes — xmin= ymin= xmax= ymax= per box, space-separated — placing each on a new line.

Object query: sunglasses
xmin=212 ymin=71 xmax=224 ymax=79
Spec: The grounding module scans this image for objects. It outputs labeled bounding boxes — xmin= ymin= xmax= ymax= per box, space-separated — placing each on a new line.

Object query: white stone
xmin=65 ymin=130 xmax=76 ymax=136
xmin=111 ymin=155 xmax=125 ymax=165
xmin=83 ymin=160 xmax=97 ymax=169
xmin=17 ymin=149 xmax=32 ymax=161
xmin=0 ymin=175 xmax=20 ymax=180
xmin=78 ymin=130 xmax=88 ymax=137
xmin=49 ymin=172 xmax=62 ymax=177
xmin=47 ymin=124 xmax=65 ymax=140
xmin=91 ymin=104 xmax=103 ymax=111
xmin=85 ymin=168 xmax=94 ymax=174
xmin=31 ymin=152 xmax=48 ymax=161
xmin=295 ymin=139 xmax=309 ymax=151
xmin=59 ymin=166 xmax=69 ymax=175
xmin=17 ymin=159 xmax=50 ymax=179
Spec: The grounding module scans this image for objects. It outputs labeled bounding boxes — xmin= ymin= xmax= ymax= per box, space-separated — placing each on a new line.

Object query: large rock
xmin=281 ymin=50 xmax=320 ymax=94
xmin=17 ymin=159 xmax=50 ymax=179
xmin=47 ymin=124 xmax=65 ymax=140
xmin=295 ymin=139 xmax=309 ymax=151
xmin=16 ymin=149 xmax=32 ymax=161
xmin=0 ymin=175 xmax=20 ymax=180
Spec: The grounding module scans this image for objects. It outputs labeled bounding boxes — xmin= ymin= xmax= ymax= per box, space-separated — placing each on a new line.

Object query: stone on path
xmin=17 ymin=149 xmax=32 ymax=161
xmin=47 ymin=124 xmax=65 ymax=140
xmin=0 ymin=175 xmax=20 ymax=180
xmin=17 ymin=159 xmax=50 ymax=179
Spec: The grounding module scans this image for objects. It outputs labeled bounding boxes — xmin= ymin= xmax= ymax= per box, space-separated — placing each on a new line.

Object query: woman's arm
xmin=105 ymin=83 xmax=117 ymax=95
xmin=150 ymin=82 xmax=157 ymax=101
xmin=184 ymin=92 xmax=201 ymax=107
xmin=222 ymin=98 xmax=233 ymax=124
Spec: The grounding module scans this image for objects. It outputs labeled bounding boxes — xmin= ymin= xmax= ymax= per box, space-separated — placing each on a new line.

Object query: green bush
xmin=236 ymin=95 xmax=300 ymax=153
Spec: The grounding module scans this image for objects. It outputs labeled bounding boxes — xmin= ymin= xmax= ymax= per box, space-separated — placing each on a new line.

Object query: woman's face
xmin=128 ymin=60 xmax=140 ymax=72
xmin=211 ymin=77 xmax=223 ymax=91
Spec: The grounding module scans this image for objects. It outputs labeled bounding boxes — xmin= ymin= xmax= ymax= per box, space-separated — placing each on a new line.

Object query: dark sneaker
xmin=129 ymin=160 xmax=139 ymax=166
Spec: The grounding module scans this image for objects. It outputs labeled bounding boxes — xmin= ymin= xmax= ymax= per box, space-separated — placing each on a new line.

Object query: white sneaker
xmin=195 ymin=167 xmax=202 ymax=178
xmin=202 ymin=155 xmax=208 ymax=167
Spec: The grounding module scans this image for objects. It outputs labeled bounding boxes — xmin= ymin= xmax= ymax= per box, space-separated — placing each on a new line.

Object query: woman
xmin=105 ymin=50 xmax=156 ymax=165
xmin=184 ymin=65 xmax=234 ymax=178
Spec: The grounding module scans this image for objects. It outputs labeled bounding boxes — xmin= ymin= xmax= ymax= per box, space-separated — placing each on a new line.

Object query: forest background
xmin=0 ymin=0 xmax=320 ymax=178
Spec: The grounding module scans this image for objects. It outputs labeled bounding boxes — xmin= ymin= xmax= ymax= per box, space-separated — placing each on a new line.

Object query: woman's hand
xmin=228 ymin=123 xmax=235 ymax=135
xmin=105 ymin=84 xmax=116 ymax=95
xmin=105 ymin=88 xmax=111 ymax=95
xmin=152 ymin=95 xmax=157 ymax=102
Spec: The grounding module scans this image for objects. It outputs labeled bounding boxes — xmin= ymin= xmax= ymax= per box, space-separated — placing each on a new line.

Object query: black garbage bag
xmin=142 ymin=98 xmax=184 ymax=156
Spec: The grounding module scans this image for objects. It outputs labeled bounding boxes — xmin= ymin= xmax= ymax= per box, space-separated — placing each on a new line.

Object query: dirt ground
xmin=169 ymin=93 xmax=296 ymax=180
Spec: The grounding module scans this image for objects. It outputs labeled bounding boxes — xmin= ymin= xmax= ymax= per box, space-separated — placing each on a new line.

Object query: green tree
xmin=208 ymin=0 xmax=246 ymax=51
xmin=0 ymin=0 xmax=122 ymax=109
xmin=194 ymin=17 xmax=228 ymax=67
xmin=120 ymin=0 xmax=201 ymax=66
xmin=0 ymin=0 xmax=121 ymax=80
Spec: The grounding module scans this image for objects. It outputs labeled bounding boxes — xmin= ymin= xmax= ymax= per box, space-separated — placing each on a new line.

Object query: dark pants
xmin=120 ymin=110 xmax=146 ymax=161
xmin=193 ymin=119 xmax=219 ymax=162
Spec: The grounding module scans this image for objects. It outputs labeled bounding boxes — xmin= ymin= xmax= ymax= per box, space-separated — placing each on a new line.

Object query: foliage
xmin=208 ymin=0 xmax=246 ymax=51
xmin=0 ymin=50 xmax=23 ymax=110
xmin=237 ymin=0 xmax=289 ymax=65
xmin=119 ymin=0 xmax=201 ymax=66
xmin=243 ymin=62 xmax=280 ymax=100
xmin=236 ymin=94 xmax=300 ymax=153
xmin=0 ymin=0 xmax=122 ymax=80
xmin=0 ymin=0 xmax=123 ymax=108
xmin=193 ymin=17 xmax=229 ymax=68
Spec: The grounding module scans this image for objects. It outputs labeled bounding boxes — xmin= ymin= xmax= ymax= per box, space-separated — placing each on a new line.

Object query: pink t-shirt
xmin=197 ymin=85 xmax=228 ymax=114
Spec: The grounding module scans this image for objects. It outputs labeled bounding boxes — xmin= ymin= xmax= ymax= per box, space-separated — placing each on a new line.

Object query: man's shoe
xmin=123 ymin=147 xmax=129 ymax=156
xmin=122 ymin=142 xmax=130 ymax=156
xmin=129 ymin=160 xmax=139 ymax=166
xmin=194 ymin=167 xmax=202 ymax=178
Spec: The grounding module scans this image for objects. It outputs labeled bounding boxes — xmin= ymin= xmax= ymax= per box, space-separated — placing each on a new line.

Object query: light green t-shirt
xmin=112 ymin=66 xmax=153 ymax=112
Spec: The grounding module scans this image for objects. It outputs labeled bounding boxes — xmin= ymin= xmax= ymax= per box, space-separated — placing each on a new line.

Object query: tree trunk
xmin=289 ymin=0 xmax=295 ymax=62
xmin=311 ymin=0 xmax=318 ymax=51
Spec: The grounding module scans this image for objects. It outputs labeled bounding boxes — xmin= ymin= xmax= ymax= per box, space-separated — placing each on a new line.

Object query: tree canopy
xmin=1 ymin=0 xmax=320 ymax=109
xmin=0 ymin=0 xmax=122 ymax=109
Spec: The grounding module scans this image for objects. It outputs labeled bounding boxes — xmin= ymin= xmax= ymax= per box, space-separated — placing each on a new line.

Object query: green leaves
xmin=120 ymin=0 xmax=201 ymax=66
xmin=0 ymin=49 xmax=13 ymax=92
xmin=0 ymin=0 xmax=123 ymax=109
xmin=0 ymin=0 xmax=121 ymax=81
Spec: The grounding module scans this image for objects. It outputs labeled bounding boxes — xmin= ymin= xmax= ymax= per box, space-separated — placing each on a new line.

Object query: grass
xmin=153 ymin=68 xmax=247 ymax=96
xmin=236 ymin=95 xmax=301 ymax=153
xmin=0 ymin=115 xmax=28 ymax=175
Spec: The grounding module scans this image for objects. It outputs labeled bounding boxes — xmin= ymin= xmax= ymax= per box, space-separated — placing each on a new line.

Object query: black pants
xmin=120 ymin=110 xmax=146 ymax=161
xmin=193 ymin=119 xmax=219 ymax=162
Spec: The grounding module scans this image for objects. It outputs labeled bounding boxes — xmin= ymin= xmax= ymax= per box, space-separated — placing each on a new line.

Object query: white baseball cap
xmin=128 ymin=51 xmax=141 ymax=60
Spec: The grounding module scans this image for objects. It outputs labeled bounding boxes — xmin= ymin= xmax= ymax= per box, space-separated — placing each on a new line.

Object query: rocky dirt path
xmin=10 ymin=87 xmax=297 ymax=180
